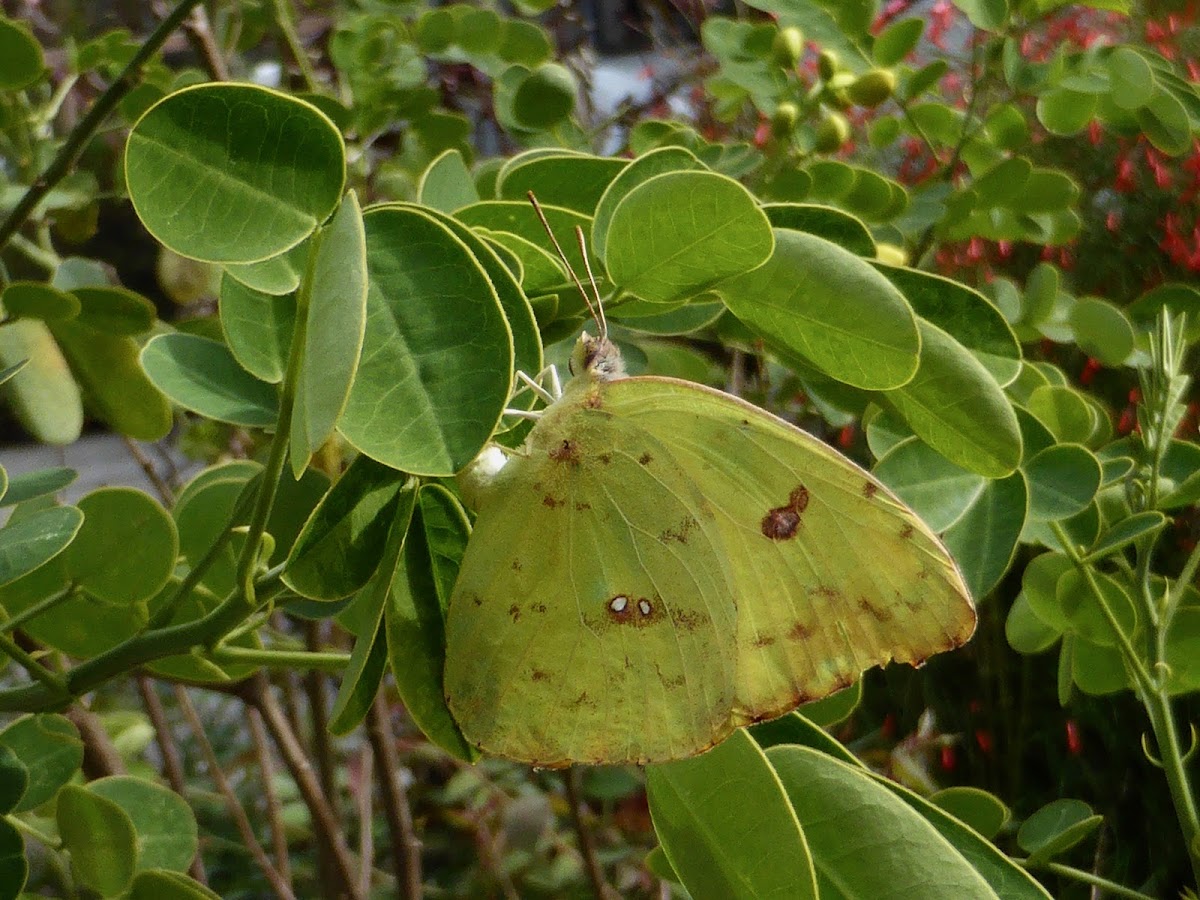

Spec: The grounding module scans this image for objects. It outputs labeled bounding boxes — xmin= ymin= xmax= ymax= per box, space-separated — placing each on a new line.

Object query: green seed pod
xmin=847 ymin=68 xmax=897 ymax=108
xmin=813 ymin=111 xmax=851 ymax=152
xmin=771 ymin=101 xmax=799 ymax=138
xmin=817 ymin=48 xmax=840 ymax=82
xmin=771 ymin=27 xmax=805 ymax=69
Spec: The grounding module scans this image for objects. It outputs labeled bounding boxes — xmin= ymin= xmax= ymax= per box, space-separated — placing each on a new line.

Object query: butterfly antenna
xmin=527 ymin=191 xmax=605 ymax=338
xmin=574 ymin=225 xmax=608 ymax=340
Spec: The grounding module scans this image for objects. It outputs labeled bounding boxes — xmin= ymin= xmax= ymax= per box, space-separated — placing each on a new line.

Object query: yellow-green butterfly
xmin=443 ymin=197 xmax=976 ymax=767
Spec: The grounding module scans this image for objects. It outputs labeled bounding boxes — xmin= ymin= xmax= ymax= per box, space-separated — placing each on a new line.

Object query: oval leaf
xmin=141 ymin=333 xmax=279 ymax=427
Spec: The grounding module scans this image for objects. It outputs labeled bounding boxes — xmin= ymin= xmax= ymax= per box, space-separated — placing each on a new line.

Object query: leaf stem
xmin=208 ymin=645 xmax=350 ymax=673
xmin=270 ymin=0 xmax=320 ymax=92
xmin=0 ymin=0 xmax=206 ymax=253
xmin=0 ymin=633 xmax=68 ymax=698
xmin=1013 ymin=857 xmax=1156 ymax=900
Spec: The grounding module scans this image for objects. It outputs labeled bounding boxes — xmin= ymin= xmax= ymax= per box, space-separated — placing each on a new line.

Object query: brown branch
xmin=243 ymin=674 xmax=364 ymax=900
xmin=174 ymin=685 xmax=297 ymax=900
xmin=564 ymin=768 xmax=616 ymax=900
xmin=65 ymin=705 xmax=127 ymax=780
xmin=138 ymin=676 xmax=208 ymax=886
xmin=365 ymin=696 xmax=422 ymax=899
xmin=247 ymin=706 xmax=292 ymax=890
xmin=357 ymin=744 xmax=374 ymax=897
xmin=302 ymin=620 xmax=341 ymax=896
xmin=181 ymin=3 xmax=230 ymax=81
xmin=121 ymin=437 xmax=175 ymax=506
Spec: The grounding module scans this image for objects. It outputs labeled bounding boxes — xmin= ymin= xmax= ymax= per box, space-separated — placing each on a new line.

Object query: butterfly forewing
xmin=444 ymin=388 xmax=738 ymax=766
xmin=600 ymin=376 xmax=977 ymax=726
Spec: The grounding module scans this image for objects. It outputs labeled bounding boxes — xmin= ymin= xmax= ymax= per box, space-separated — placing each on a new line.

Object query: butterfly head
xmin=572 ymin=331 xmax=625 ymax=382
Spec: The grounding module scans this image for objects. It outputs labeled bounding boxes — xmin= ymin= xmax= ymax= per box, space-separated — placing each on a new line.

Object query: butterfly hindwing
xmin=444 ymin=395 xmax=738 ymax=765
xmin=599 ymin=376 xmax=977 ymax=726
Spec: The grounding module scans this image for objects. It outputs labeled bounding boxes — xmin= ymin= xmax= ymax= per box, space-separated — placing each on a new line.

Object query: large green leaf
xmin=763 ymin=203 xmax=876 ymax=256
xmin=647 ymin=729 xmax=816 ymax=900
xmin=0 ymin=505 xmax=83 ymax=588
xmin=0 ymin=15 xmax=43 ymax=89
xmin=0 ymin=714 xmax=82 ymax=812
xmin=418 ymin=149 xmax=481 ymax=213
xmin=89 ymin=777 xmax=198 ymax=873
xmin=769 ymin=746 xmax=998 ymax=897
xmin=64 ymin=488 xmax=177 ymax=604
xmin=606 ymin=171 xmax=774 ymax=304
xmin=0 ymin=319 xmax=83 ymax=444
xmin=339 ymin=206 xmax=512 ymax=476
xmin=387 ymin=484 xmax=475 ymax=761
xmin=499 ymin=153 xmax=627 ymax=215
xmin=290 ymin=191 xmax=368 ymax=476
xmin=883 ymin=321 xmax=1022 ymax=477
xmin=140 ymin=333 xmax=279 ymax=428
xmin=284 ymin=456 xmax=411 ymax=601
xmin=1024 ymin=444 xmax=1102 ymax=521
xmin=57 ymin=784 xmax=138 ymax=897
xmin=874 ymin=438 xmax=988 ymax=532
xmin=125 ymin=83 xmax=345 ymax=263
xmin=722 ymin=229 xmax=918 ymax=390
xmin=592 ymin=147 xmax=705 ymax=263
xmin=218 ymin=274 xmax=295 ymax=384
xmin=942 ymin=471 xmax=1028 ymax=600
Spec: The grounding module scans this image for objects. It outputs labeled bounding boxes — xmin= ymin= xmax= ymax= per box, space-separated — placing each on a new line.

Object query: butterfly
xmin=442 ymin=195 xmax=976 ymax=767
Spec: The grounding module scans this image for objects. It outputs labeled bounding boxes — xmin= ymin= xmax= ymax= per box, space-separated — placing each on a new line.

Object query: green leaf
xmin=1136 ymin=89 xmax=1191 ymax=155
xmin=1165 ymin=607 xmax=1200 ymax=694
xmin=1069 ymin=296 xmax=1134 ymax=365
xmin=929 ymin=787 xmax=1010 ymax=840
xmin=873 ymin=264 xmax=1021 ymax=386
xmin=796 ymin=681 xmax=862 ymax=728
xmin=874 ymin=438 xmax=988 ymax=532
xmin=223 ymin=242 xmax=307 ymax=296
xmin=0 ymin=714 xmax=82 ymax=812
xmin=290 ymin=191 xmax=368 ymax=477
xmin=125 ymin=83 xmax=345 ymax=263
xmin=1026 ymin=385 xmax=1094 ymax=444
xmin=942 ymin=471 xmax=1027 ymax=600
xmin=1006 ymin=591 xmax=1062 ymax=654
xmin=1017 ymin=799 xmax=1102 ymax=864
xmin=62 ymin=488 xmax=176 ymax=605
xmin=140 ymin=333 xmax=279 ymax=427
xmin=762 ymin=203 xmax=876 ymax=256
xmin=1107 ymin=47 xmax=1155 ymax=110
xmin=647 ymin=730 xmax=816 ymax=900
xmin=50 ymin=319 xmax=172 ymax=441
xmin=1072 ymin=636 xmax=1129 ymax=695
xmin=1086 ymin=511 xmax=1168 ymax=561
xmin=1 ymin=282 xmax=80 ymax=322
xmin=0 ymin=506 xmax=83 ymax=588
xmin=89 ymin=777 xmax=198 ymax=873
xmin=606 ymin=171 xmax=773 ymax=304
xmin=751 ymin=711 xmax=863 ymax=767
xmin=419 ymin=149 xmax=481 ymax=213
xmin=0 ymin=16 xmax=43 ymax=89
xmin=499 ymin=154 xmax=627 ymax=216
xmin=0 ymin=745 xmax=29 ymax=815
xmin=1024 ymin=444 xmax=1102 ymax=521
xmin=69 ymin=287 xmax=156 ymax=335
xmin=592 ymin=148 xmax=705 ymax=263
xmin=512 ymin=63 xmax=577 ymax=129
xmin=283 ymin=456 xmax=410 ymax=601
xmin=1057 ymin=567 xmax=1137 ymax=647
xmin=130 ymin=869 xmax=221 ymax=900
xmin=883 ymin=320 xmax=1022 ymax=477
xmin=952 ymin=0 xmax=1008 ymax=29
xmin=723 ymin=230 xmax=918 ymax=390
xmin=455 ymin=200 xmax=592 ymax=289
xmin=0 ymin=320 xmax=84 ymax=444
xmin=1036 ymin=88 xmax=1097 ymax=136
xmin=329 ymin=583 xmax=391 ymax=736
xmin=873 ymin=18 xmax=923 ymax=66
xmin=339 ymin=206 xmax=512 ymax=476
xmin=0 ymin=816 xmax=25 ymax=900
xmin=1022 ymin=552 xmax=1074 ymax=631
xmin=1021 ymin=262 xmax=1060 ymax=326
xmin=57 ymin=784 xmax=138 ymax=896
xmin=219 ymin=278 xmax=295 ymax=390
xmin=388 ymin=484 xmax=475 ymax=761
xmin=972 ymin=158 xmax=1032 ymax=208
xmin=767 ymin=745 xmax=999 ymax=897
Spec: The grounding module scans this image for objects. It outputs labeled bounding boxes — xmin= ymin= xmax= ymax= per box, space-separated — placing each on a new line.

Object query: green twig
xmin=208 ymin=645 xmax=350 ymax=673
xmin=0 ymin=0 xmax=206 ymax=253
xmin=0 ymin=633 xmax=68 ymax=697
xmin=271 ymin=0 xmax=320 ymax=92
xmin=1014 ymin=857 xmax=1156 ymax=900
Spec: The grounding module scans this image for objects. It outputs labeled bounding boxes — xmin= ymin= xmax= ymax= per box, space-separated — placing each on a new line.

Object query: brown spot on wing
xmin=543 ymin=495 xmax=564 ymax=509
xmin=669 ymin=607 xmax=706 ymax=632
xmin=900 ymin=523 xmax=914 ymax=539
xmin=858 ymin=597 xmax=892 ymax=622
xmin=597 ymin=452 xmax=612 ymax=464
xmin=530 ymin=669 xmax=551 ymax=682
xmin=762 ymin=484 xmax=809 ymax=541
xmin=751 ymin=633 xmax=777 ymax=648
xmin=574 ymin=501 xmax=591 ymax=511
xmin=529 ymin=602 xmax=547 ymax=614
xmin=508 ymin=604 xmax=521 ymax=622
xmin=660 ymin=516 xmax=698 ymax=544
xmin=787 ymin=621 xmax=815 ymax=641
xmin=863 ymin=482 xmax=878 ymax=499
xmin=639 ymin=452 xmax=653 ymax=465
xmin=813 ymin=585 xmax=841 ymax=600
xmin=510 ymin=560 xmax=522 ymax=571
xmin=549 ymin=440 xmax=579 ymax=464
